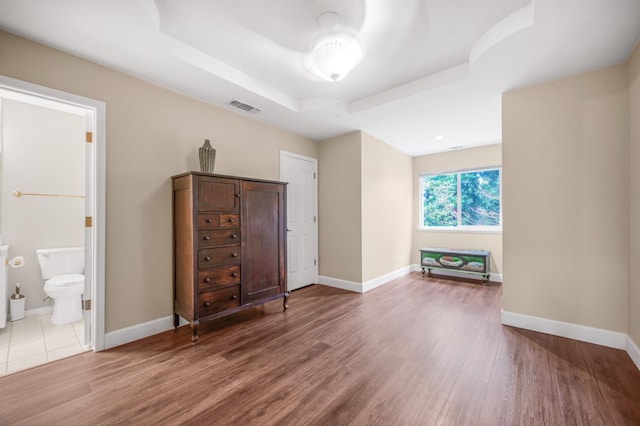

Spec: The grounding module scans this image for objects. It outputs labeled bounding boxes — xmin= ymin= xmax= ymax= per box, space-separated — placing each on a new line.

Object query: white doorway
xmin=280 ymin=151 xmax=318 ymax=291
xmin=0 ymin=75 xmax=106 ymax=356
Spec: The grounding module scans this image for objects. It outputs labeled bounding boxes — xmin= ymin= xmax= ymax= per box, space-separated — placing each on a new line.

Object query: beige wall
xmin=0 ymin=30 xmax=318 ymax=332
xmin=361 ymin=133 xmax=413 ymax=282
xmin=629 ymin=42 xmax=640 ymax=346
xmin=318 ymin=131 xmax=413 ymax=285
xmin=412 ymin=144 xmax=503 ymax=275
xmin=503 ymin=64 xmax=629 ymax=332
xmin=1 ymin=99 xmax=85 ymax=310
xmin=318 ymin=132 xmax=362 ymax=283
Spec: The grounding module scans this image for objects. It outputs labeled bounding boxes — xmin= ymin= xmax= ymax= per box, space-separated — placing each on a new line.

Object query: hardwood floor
xmin=1 ymin=273 xmax=639 ymax=425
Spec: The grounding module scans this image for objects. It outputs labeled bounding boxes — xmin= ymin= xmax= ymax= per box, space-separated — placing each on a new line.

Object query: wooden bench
xmin=419 ymin=247 xmax=491 ymax=284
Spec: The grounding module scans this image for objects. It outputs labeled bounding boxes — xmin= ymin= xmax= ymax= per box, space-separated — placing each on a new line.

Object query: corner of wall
xmin=627 ymin=35 xmax=640 ymax=352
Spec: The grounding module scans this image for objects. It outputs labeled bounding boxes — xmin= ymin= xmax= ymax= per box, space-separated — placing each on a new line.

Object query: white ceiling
xmin=0 ymin=0 xmax=639 ymax=156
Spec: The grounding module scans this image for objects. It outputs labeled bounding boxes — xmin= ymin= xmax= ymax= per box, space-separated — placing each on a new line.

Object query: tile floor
xmin=0 ymin=314 xmax=89 ymax=376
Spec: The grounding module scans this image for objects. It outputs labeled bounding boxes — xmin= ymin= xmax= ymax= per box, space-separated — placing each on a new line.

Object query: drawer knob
xmin=203 ymin=235 xmax=210 ymax=241
xmin=231 ymin=272 xmax=238 ymax=278
xmin=204 ymin=278 xmax=211 ymax=283
xmin=231 ymin=253 xmax=238 ymax=258
xmin=231 ymin=294 xmax=237 ymax=300
xmin=206 ymin=218 xmax=212 ymax=224
xmin=228 ymin=218 xmax=234 ymax=223
xmin=235 ymin=193 xmax=240 ymax=198
xmin=204 ymin=302 xmax=211 ymax=307
xmin=204 ymin=256 xmax=211 ymax=261
xmin=231 ymin=234 xmax=238 ymax=239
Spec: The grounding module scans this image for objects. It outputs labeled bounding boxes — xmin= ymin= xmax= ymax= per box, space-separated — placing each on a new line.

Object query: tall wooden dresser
xmin=172 ymin=172 xmax=288 ymax=342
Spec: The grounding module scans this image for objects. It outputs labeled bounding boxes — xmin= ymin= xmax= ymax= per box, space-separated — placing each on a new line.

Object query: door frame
xmin=0 ymin=75 xmax=106 ymax=351
xmin=279 ymin=150 xmax=319 ymax=288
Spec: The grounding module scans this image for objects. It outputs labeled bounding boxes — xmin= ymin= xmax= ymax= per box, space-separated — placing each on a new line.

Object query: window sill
xmin=417 ymin=228 xmax=502 ymax=235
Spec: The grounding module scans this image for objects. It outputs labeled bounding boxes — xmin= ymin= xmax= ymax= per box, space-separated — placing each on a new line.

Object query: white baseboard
xmin=319 ymin=264 xmax=501 ymax=294
xmin=362 ymin=266 xmax=414 ymax=292
xmin=105 ymin=315 xmax=185 ymax=350
xmin=319 ymin=265 xmax=415 ymax=294
xmin=501 ymin=310 xmax=627 ymax=350
xmin=627 ymin=335 xmax=640 ymax=371
xmin=317 ymin=275 xmax=363 ymax=293
xmin=411 ymin=264 xmax=503 ymax=283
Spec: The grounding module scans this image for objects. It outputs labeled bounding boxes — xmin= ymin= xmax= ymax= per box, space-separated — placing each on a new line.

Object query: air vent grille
xmin=229 ymin=100 xmax=261 ymax=114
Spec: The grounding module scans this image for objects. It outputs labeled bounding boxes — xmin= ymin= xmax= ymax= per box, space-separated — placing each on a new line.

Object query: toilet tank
xmin=36 ymin=247 xmax=84 ymax=279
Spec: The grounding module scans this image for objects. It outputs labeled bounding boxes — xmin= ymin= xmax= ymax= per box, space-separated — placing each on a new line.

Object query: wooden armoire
xmin=172 ymin=172 xmax=288 ymax=342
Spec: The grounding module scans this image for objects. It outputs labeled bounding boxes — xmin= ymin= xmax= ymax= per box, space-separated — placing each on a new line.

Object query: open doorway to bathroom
xmin=0 ymin=76 xmax=105 ymax=376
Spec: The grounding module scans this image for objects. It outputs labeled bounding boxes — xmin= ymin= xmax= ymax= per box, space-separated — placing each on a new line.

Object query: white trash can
xmin=10 ymin=295 xmax=25 ymax=321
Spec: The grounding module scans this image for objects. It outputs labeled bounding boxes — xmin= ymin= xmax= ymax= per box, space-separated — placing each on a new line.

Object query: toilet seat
xmin=45 ymin=274 xmax=84 ymax=287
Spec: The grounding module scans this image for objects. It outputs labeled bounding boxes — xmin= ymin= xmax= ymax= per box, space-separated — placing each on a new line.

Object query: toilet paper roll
xmin=8 ymin=256 xmax=25 ymax=268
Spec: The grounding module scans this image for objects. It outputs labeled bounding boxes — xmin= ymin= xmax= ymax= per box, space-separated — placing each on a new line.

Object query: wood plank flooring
xmin=1 ymin=273 xmax=639 ymax=425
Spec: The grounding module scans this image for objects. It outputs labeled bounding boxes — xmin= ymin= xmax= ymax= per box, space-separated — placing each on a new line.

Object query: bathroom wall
xmin=0 ymin=98 xmax=85 ymax=312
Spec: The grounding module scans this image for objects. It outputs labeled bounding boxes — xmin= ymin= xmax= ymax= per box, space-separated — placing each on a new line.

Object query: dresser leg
xmin=283 ymin=292 xmax=290 ymax=311
xmin=191 ymin=320 xmax=199 ymax=343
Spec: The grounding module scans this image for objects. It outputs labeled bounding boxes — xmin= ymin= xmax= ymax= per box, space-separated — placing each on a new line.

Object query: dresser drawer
xmin=198 ymin=246 xmax=241 ymax=269
xmin=197 ymin=229 xmax=240 ymax=248
xmin=198 ymin=265 xmax=240 ymax=290
xmin=197 ymin=214 xmax=220 ymax=230
xmin=219 ymin=214 xmax=240 ymax=228
xmin=197 ymin=213 xmax=241 ymax=230
xmin=198 ymin=285 xmax=240 ymax=317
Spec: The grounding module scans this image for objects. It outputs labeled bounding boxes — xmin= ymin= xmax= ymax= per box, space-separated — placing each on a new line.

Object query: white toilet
xmin=36 ymin=247 xmax=84 ymax=325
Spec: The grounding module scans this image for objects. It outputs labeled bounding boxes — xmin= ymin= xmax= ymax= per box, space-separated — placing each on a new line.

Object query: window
xmin=420 ymin=167 xmax=502 ymax=231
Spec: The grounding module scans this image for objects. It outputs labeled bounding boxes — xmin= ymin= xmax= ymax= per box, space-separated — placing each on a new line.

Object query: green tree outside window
xmin=422 ymin=168 xmax=501 ymax=228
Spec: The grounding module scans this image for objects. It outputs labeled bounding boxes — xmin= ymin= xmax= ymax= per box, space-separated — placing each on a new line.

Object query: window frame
xmin=419 ymin=166 xmax=503 ymax=233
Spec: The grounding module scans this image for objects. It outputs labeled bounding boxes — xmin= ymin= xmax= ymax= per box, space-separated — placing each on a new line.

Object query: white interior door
xmin=280 ymin=151 xmax=318 ymax=291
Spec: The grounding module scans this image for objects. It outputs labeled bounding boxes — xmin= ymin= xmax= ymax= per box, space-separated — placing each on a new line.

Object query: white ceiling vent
xmin=229 ymin=99 xmax=261 ymax=114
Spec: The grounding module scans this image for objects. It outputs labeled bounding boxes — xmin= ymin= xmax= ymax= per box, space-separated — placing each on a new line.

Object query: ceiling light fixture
xmin=306 ymin=12 xmax=364 ymax=82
